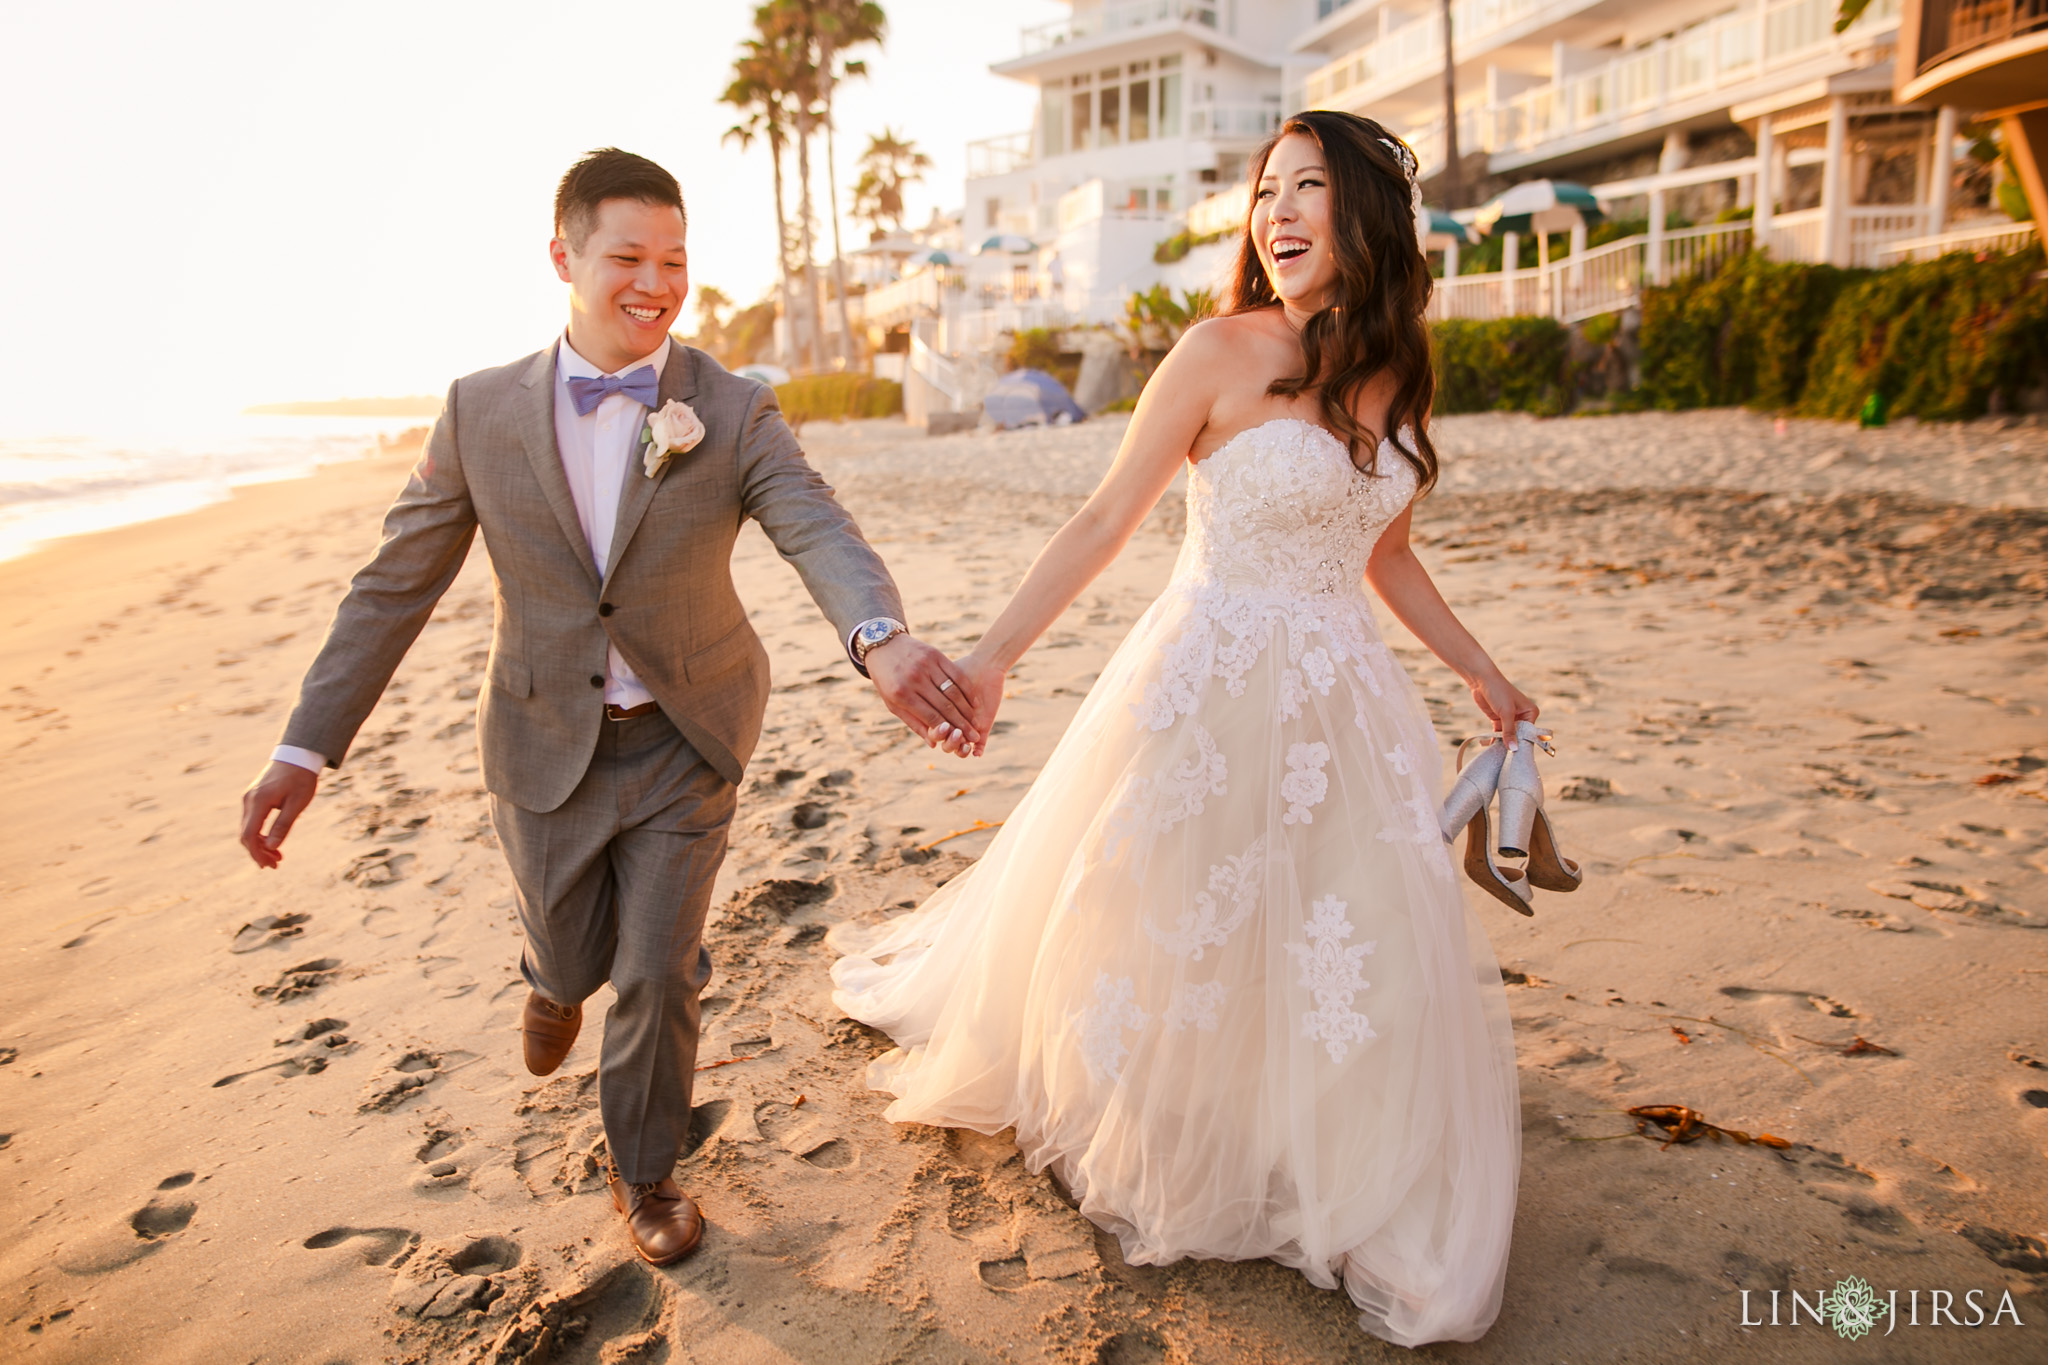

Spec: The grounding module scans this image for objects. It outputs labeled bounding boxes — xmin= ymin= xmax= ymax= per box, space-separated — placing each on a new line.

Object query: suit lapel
xmin=603 ymin=341 xmax=700 ymax=584
xmin=515 ymin=343 xmax=602 ymax=589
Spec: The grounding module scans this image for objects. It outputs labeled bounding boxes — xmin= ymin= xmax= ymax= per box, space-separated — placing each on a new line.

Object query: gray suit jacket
xmin=280 ymin=340 xmax=903 ymax=810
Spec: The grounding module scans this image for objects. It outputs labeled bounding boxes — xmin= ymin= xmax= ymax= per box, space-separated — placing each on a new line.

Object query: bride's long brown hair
xmin=1224 ymin=110 xmax=1438 ymax=492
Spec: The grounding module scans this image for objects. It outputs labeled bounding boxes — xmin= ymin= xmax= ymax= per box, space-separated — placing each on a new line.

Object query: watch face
xmin=858 ymin=620 xmax=901 ymax=652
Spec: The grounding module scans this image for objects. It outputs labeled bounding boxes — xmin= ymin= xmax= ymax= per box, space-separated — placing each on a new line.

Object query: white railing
xmin=944 ymin=300 xmax=1071 ymax=355
xmin=1187 ymin=183 xmax=1250 ymax=237
xmin=967 ymin=131 xmax=1033 ymax=180
xmin=1758 ymin=205 xmax=1936 ymax=266
xmin=1343 ymin=0 xmax=1902 ymax=177
xmin=1305 ymin=0 xmax=1568 ymax=108
xmin=1021 ymin=0 xmax=1218 ymax=55
xmin=1762 ymin=206 xmax=1826 ymax=261
xmin=909 ymin=329 xmax=968 ymax=407
xmin=1431 ymin=221 xmax=1754 ymax=322
xmin=1187 ymin=103 xmax=1284 ymax=139
xmin=1877 ymin=219 xmax=2040 ymax=262
xmin=859 ymin=271 xmax=947 ymax=328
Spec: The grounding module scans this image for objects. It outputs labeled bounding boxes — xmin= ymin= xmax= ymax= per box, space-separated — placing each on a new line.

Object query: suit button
xmin=589 ymin=675 xmax=605 ymax=688
xmin=599 ymin=602 xmax=614 ymax=617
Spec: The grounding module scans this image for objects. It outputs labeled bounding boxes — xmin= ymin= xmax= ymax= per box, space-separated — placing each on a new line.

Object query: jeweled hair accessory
xmin=1379 ymin=134 xmax=1427 ymax=245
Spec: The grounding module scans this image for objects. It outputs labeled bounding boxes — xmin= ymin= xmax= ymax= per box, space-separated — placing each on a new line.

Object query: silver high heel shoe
xmin=1439 ymin=735 xmax=1533 ymax=915
xmin=1494 ymin=721 xmax=1554 ymax=859
xmin=1495 ymin=721 xmax=1583 ymax=892
xmin=1439 ymin=734 xmax=1506 ymax=843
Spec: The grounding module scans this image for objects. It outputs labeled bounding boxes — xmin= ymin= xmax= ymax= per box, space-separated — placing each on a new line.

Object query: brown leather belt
xmin=604 ymin=701 xmax=659 ymax=720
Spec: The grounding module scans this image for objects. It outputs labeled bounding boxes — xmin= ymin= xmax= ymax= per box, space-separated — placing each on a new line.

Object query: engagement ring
xmin=938 ymin=678 xmax=954 ymax=693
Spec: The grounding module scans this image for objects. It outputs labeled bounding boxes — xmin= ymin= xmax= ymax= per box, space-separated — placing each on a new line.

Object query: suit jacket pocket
xmin=681 ymin=619 xmax=758 ymax=686
xmin=489 ymin=653 xmax=532 ymax=698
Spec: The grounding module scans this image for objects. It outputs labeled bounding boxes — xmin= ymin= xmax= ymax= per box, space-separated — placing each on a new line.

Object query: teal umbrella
xmin=1426 ymin=210 xmax=1476 ymax=245
xmin=1472 ymin=180 xmax=1604 ymax=236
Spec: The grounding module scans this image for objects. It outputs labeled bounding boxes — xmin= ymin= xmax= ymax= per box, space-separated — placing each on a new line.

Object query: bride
xmin=831 ymin=111 xmax=1533 ymax=1347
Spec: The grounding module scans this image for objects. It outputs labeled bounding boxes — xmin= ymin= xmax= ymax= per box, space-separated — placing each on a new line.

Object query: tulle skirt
xmin=831 ymin=581 xmax=1520 ymax=1346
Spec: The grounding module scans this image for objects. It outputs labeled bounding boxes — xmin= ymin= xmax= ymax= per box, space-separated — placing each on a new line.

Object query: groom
xmin=238 ymin=148 xmax=978 ymax=1265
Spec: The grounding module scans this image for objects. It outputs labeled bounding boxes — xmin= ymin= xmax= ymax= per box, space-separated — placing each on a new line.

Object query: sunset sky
xmin=0 ymin=0 xmax=1066 ymax=430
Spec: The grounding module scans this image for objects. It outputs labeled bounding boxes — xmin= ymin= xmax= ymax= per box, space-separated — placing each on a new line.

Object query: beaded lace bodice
xmin=1173 ymin=418 xmax=1418 ymax=601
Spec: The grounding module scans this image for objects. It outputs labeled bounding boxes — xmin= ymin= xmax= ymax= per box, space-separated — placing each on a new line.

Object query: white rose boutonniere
xmin=640 ymin=399 xmax=705 ymax=478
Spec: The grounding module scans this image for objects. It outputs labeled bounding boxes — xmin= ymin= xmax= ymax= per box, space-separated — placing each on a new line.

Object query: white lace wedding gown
xmin=830 ymin=418 xmax=1519 ymax=1346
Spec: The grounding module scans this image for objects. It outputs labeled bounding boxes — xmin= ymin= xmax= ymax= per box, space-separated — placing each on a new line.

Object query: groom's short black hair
xmin=555 ymin=148 xmax=686 ymax=249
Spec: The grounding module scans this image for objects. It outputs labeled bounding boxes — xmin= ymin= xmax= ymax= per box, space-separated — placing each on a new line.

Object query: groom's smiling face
xmin=551 ymin=197 xmax=689 ymax=372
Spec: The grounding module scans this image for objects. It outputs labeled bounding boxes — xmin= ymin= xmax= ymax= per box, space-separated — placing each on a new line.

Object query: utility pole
xmin=1439 ymin=0 xmax=1460 ymax=211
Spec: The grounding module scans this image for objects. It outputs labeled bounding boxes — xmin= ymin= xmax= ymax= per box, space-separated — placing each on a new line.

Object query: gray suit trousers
xmin=490 ymin=709 xmax=736 ymax=1183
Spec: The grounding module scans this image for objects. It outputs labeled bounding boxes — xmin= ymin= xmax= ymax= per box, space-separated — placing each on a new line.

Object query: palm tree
xmin=1437 ymin=0 xmax=1459 ymax=211
xmin=773 ymin=0 xmax=887 ymax=369
xmin=720 ymin=50 xmax=799 ymax=369
xmin=733 ymin=5 xmax=825 ymax=374
xmin=853 ymin=128 xmax=931 ymax=234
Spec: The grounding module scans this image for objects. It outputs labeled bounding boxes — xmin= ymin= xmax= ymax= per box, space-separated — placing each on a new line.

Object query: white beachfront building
xmin=880 ymin=0 xmax=2030 ymax=407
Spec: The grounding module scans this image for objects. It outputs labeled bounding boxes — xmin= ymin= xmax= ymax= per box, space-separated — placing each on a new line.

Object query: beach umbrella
xmin=1425 ymin=210 xmax=1476 ymax=246
xmin=1471 ymin=180 xmax=1604 ymax=237
xmin=905 ymin=247 xmax=955 ymax=267
xmin=983 ymin=368 xmax=1086 ymax=430
xmin=976 ymin=233 xmax=1037 ymax=255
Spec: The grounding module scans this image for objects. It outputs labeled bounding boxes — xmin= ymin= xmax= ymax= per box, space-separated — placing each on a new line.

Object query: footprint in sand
xmin=230 ymin=913 xmax=310 ymax=953
xmin=212 ymin=1054 xmax=328 ymax=1088
xmin=60 ymin=917 xmax=115 ymax=949
xmin=467 ymin=1257 xmax=664 ymax=1359
xmin=252 ymin=958 xmax=342 ymax=1002
xmin=363 ymin=906 xmax=402 ymax=938
xmin=57 ymin=1181 xmax=200 ymax=1275
xmin=411 ymin=1127 xmax=470 ymax=1196
xmin=303 ymin=1225 xmax=418 ymax=1266
xmin=357 ymin=1050 xmax=441 ymax=1113
xmin=388 ymin=1234 xmax=522 ymax=1319
xmin=1718 ymin=984 xmax=1857 ymax=1018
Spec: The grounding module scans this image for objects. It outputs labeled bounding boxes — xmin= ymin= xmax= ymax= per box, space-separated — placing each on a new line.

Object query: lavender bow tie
xmin=566 ymin=366 xmax=658 ymax=416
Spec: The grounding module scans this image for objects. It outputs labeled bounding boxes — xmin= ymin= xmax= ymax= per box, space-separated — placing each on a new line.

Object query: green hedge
xmin=1636 ymin=251 xmax=1856 ymax=411
xmin=1797 ymin=245 xmax=2048 ymax=421
xmin=774 ymin=374 xmax=903 ymax=425
xmin=1429 ymin=245 xmax=2047 ymax=421
xmin=1431 ymin=317 xmax=1576 ymax=416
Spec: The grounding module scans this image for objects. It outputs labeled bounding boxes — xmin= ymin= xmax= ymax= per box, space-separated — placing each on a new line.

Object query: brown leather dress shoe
xmin=607 ymin=1172 xmax=704 ymax=1265
xmin=521 ymin=992 xmax=582 ymax=1076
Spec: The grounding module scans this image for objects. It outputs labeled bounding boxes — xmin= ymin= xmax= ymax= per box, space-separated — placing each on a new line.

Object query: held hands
xmin=864 ymin=634 xmax=987 ymax=758
xmin=1467 ymin=669 xmax=1540 ymax=750
xmin=239 ymin=760 xmax=318 ymax=868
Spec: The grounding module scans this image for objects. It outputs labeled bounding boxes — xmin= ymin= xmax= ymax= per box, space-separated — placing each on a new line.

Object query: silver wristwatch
xmin=849 ymin=617 xmax=909 ymax=677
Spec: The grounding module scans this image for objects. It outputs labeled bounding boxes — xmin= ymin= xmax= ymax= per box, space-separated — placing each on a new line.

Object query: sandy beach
xmin=2 ymin=409 xmax=2045 ymax=1363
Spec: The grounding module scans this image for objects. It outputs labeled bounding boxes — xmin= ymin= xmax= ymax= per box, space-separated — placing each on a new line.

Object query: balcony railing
xmin=1187 ymin=103 xmax=1284 ymax=139
xmin=1916 ymin=0 xmax=2048 ymax=75
xmin=968 ymin=132 xmax=1033 ymax=180
xmin=1305 ymin=0 xmax=1581 ymax=109
xmin=1432 ymin=220 xmax=1755 ymax=322
xmin=1388 ymin=0 xmax=1901 ymax=177
xmin=1020 ymin=0 xmax=1218 ymax=57
xmin=1877 ymin=218 xmax=2040 ymax=262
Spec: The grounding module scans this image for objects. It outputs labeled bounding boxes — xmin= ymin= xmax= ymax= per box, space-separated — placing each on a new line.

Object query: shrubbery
xmin=1636 ymin=251 xmax=1855 ymax=411
xmin=1430 ymin=317 xmax=1576 ymax=416
xmin=1427 ymin=244 xmax=2046 ymax=422
xmin=1796 ymin=245 xmax=2048 ymax=421
xmin=774 ymin=374 xmax=903 ymax=426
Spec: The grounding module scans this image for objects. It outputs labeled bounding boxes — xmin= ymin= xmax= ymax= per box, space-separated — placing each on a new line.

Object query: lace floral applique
xmin=1281 ymin=742 xmax=1332 ymax=825
xmin=1133 ymin=618 xmax=1216 ymax=731
xmin=1287 ymin=895 xmax=1377 ymax=1063
xmin=1164 ymin=980 xmax=1226 ymax=1033
xmin=1385 ymin=741 xmax=1417 ymax=776
xmin=1301 ymin=647 xmax=1336 ymax=696
xmin=1278 ymin=668 xmax=1308 ymax=722
xmin=1077 ymin=972 xmax=1149 ymax=1082
xmin=1377 ymin=793 xmax=1439 ymax=845
xmin=1110 ymin=724 xmax=1227 ymax=848
xmin=1144 ymin=836 xmax=1267 ymax=960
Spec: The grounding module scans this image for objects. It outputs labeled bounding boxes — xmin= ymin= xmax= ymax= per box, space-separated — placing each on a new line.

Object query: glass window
xmin=1128 ymin=59 xmax=1152 ymax=75
xmin=1071 ymin=72 xmax=1091 ymax=87
xmin=1159 ymin=72 xmax=1182 ymax=137
xmin=1129 ymin=78 xmax=1151 ymax=140
xmin=1127 ymin=187 xmax=1149 ymax=210
xmin=1100 ymin=83 xmax=1121 ymax=144
xmin=985 ymin=197 xmax=1001 ymax=229
xmin=1072 ymin=90 xmax=1093 ymax=150
xmin=1100 ymin=67 xmax=1120 ymax=82
xmin=1041 ymin=88 xmax=1064 ymax=157
xmin=1156 ymin=186 xmax=1173 ymax=212
xmin=1159 ymin=53 xmax=1181 ymax=70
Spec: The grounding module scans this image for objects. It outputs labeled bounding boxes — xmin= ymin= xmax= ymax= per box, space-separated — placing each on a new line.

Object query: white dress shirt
xmin=272 ymin=333 xmax=667 ymax=776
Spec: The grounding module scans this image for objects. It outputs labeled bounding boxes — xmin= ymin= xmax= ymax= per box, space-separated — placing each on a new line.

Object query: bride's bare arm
xmin=1365 ymin=507 xmax=1540 ymax=740
xmin=954 ymin=325 xmax=1231 ymax=747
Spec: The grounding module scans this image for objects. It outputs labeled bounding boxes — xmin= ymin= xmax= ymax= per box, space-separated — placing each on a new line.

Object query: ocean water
xmin=0 ymin=415 xmax=433 ymax=562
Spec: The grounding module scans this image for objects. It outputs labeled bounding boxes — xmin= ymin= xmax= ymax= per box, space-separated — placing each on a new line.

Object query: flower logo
xmin=1819 ymin=1276 xmax=1888 ymax=1341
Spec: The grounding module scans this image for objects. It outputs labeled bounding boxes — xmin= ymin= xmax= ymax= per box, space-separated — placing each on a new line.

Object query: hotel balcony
xmin=1019 ymin=0 xmax=1221 ymax=57
xmin=1369 ymin=0 xmax=1904 ymax=179
xmin=1897 ymin=0 xmax=2048 ymax=220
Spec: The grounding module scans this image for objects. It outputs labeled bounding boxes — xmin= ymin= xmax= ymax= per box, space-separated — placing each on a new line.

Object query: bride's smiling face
xmin=1253 ymin=132 xmax=1337 ymax=315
